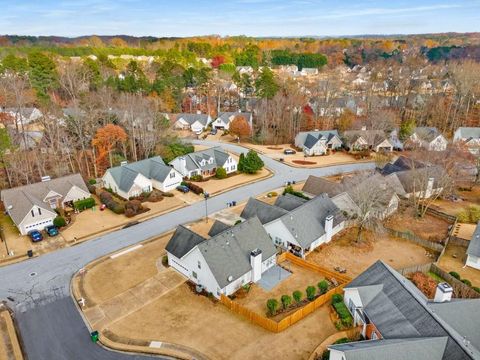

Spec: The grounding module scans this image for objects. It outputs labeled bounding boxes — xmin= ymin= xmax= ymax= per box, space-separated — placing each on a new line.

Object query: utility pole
xmin=204 ymin=192 xmax=210 ymax=223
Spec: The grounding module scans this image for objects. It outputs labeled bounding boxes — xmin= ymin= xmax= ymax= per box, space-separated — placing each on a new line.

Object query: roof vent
xmin=41 ymin=176 xmax=51 ymax=182
xmin=227 ymin=275 xmax=233 ymax=282
xmin=120 ymin=161 xmax=128 ymax=166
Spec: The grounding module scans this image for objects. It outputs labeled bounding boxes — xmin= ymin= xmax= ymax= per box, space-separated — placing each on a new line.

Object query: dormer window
xmin=31 ymin=209 xmax=34 ymax=217
xmin=38 ymin=208 xmax=42 ymax=215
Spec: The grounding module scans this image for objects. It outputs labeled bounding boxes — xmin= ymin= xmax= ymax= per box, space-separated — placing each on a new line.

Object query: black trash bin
xmin=27 ymin=250 xmax=33 ymax=258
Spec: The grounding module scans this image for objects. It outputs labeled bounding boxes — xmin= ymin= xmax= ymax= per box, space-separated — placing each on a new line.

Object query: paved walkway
xmin=0 ymin=140 xmax=374 ymax=359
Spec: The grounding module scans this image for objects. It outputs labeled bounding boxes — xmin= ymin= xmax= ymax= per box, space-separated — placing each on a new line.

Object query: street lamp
xmin=203 ymin=192 xmax=210 ymax=223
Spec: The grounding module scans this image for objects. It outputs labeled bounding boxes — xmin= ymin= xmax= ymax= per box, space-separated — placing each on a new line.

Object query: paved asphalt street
xmin=0 ymin=140 xmax=374 ymax=360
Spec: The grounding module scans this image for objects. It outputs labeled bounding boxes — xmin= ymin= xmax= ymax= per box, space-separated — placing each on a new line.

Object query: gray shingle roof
xmin=217 ymin=112 xmax=251 ymax=125
xmin=414 ymin=127 xmax=442 ymax=142
xmin=276 ymin=194 xmax=344 ymax=248
xmin=392 ymin=166 xmax=445 ymax=194
xmin=198 ymin=217 xmax=277 ymax=288
xmin=342 ymin=130 xmax=389 ymax=147
xmin=273 ymin=193 xmax=308 ymax=211
xmin=329 ymin=337 xmax=448 ymax=360
xmin=381 ymin=155 xmax=426 ymax=175
xmin=176 ymin=113 xmax=210 ymax=126
xmin=467 ymin=222 xmax=480 ymax=257
xmin=1 ymin=174 xmax=89 ymax=225
xmin=208 ymin=220 xmax=232 ymax=237
xmin=165 ymin=225 xmax=207 ymax=259
xmin=345 ymin=261 xmax=477 ymax=359
xmin=240 ymin=198 xmax=288 ymax=224
xmin=174 ymin=147 xmax=230 ymax=172
xmin=296 ymin=130 xmax=340 ymax=149
xmin=105 ymin=156 xmax=172 ymax=193
xmin=302 ymin=175 xmax=345 ymax=197
xmin=456 ymin=127 xmax=480 ymax=140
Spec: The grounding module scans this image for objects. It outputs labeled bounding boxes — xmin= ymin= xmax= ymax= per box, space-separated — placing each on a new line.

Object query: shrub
xmin=53 ymin=216 xmax=66 ymax=228
xmin=238 ymin=150 xmax=264 ymax=174
xmin=333 ymin=302 xmax=352 ymax=322
xmin=147 ymin=191 xmax=163 ymax=202
xmin=161 ymin=192 xmax=174 ymax=197
xmin=87 ymin=184 xmax=96 ymax=194
xmin=215 ymin=167 xmax=227 ymax=179
xmin=281 ymin=295 xmax=292 ymax=309
xmin=74 ymin=197 xmax=96 ymax=211
xmin=283 ymin=185 xmax=310 ymax=200
xmin=99 ymin=191 xmax=113 ymax=203
xmin=124 ymin=200 xmax=144 ymax=216
xmin=266 ymin=298 xmax=279 ymax=316
xmin=332 ymin=294 xmax=343 ymax=304
xmin=318 ymin=280 xmax=329 ymax=295
xmin=306 ymin=286 xmax=316 ymax=301
xmin=125 ymin=208 xmax=135 ymax=218
xmin=449 ymin=271 xmax=460 ymax=279
xmin=162 ymin=255 xmax=168 ymax=267
xmin=457 ymin=205 xmax=480 ymax=223
xmin=190 ymin=174 xmax=204 ymax=182
xmin=292 ymin=290 xmax=302 ymax=303
xmin=267 ymin=191 xmax=278 ymax=198
xmin=88 ymin=178 xmax=97 ymax=185
xmin=472 ymin=287 xmax=480 ymax=293
xmin=185 ymin=182 xmax=204 ymax=195
xmin=462 ymin=279 xmax=472 ymax=286
xmin=234 ymin=219 xmax=242 ymax=225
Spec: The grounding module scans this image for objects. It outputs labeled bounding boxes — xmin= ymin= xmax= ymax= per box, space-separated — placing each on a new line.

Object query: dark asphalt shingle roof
xmin=173 ymin=147 xmax=231 ymax=172
xmin=165 ymin=226 xmax=207 ymax=259
xmin=295 ymin=130 xmax=340 ymax=149
xmin=273 ymin=193 xmax=308 ymax=211
xmin=302 ymin=176 xmax=345 ymax=197
xmin=207 ymin=220 xmax=232 ymax=237
xmin=345 ymin=261 xmax=476 ymax=359
xmin=176 ymin=113 xmax=210 ymax=126
xmin=198 ymin=217 xmax=277 ymax=288
xmin=467 ymin=222 xmax=480 ymax=257
xmin=329 ymin=337 xmax=448 ymax=360
xmin=240 ymin=198 xmax=288 ymax=224
xmin=105 ymin=156 xmax=173 ymax=193
xmin=216 ymin=112 xmax=251 ymax=125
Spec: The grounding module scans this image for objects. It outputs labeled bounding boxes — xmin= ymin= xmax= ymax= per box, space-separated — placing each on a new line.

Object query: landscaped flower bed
xmin=292 ymin=160 xmax=316 ymax=165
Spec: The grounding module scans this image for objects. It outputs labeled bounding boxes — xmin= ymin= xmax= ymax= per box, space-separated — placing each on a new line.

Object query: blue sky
xmin=0 ymin=0 xmax=479 ymax=37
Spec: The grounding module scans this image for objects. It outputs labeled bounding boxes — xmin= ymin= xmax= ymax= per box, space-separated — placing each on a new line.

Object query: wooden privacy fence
xmin=422 ymin=206 xmax=457 ymax=223
xmin=385 ymin=227 xmax=444 ymax=253
xmin=397 ymin=263 xmax=480 ymax=299
xmin=448 ymin=235 xmax=470 ymax=248
xmin=220 ymin=286 xmax=345 ymax=333
xmin=220 ymin=253 xmax=350 ymax=333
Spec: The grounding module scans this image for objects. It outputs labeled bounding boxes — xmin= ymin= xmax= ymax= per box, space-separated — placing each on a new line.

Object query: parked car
xmin=283 ymin=149 xmax=296 ymax=155
xmin=176 ymin=185 xmax=190 ymax=193
xmin=45 ymin=225 xmax=59 ymax=237
xmin=210 ymin=128 xmax=218 ymax=135
xmin=28 ymin=230 xmax=43 ymax=242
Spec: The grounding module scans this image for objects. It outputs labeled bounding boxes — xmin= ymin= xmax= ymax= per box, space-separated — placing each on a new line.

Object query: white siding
xmin=18 ymin=205 xmax=56 ymax=235
xmin=151 ymin=168 xmax=182 ymax=192
xmin=102 ymin=171 xmax=130 ymax=200
xmin=62 ymin=186 xmax=91 ymax=206
xmin=466 ymin=254 xmax=480 ymax=270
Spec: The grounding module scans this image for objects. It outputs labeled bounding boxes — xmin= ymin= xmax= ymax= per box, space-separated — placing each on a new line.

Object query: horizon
xmin=1 ymin=0 xmax=479 ymax=38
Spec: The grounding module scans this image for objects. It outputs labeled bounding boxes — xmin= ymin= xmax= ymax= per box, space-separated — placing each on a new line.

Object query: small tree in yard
xmin=267 ymin=298 xmax=279 ymax=316
xmin=318 ymin=280 xmax=329 ymax=295
xmin=215 ymin=167 xmax=227 ymax=179
xmin=238 ymin=150 xmax=264 ymax=174
xmin=53 ymin=216 xmax=66 ymax=228
xmin=293 ymin=290 xmax=302 ymax=303
xmin=306 ymin=286 xmax=316 ymax=301
xmin=281 ymin=295 xmax=292 ymax=309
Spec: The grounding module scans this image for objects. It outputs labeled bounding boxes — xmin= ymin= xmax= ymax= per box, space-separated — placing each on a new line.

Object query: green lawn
xmin=427 ymin=272 xmax=445 ymax=283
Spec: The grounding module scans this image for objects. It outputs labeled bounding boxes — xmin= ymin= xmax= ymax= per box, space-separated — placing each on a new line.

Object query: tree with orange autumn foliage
xmin=92 ymin=124 xmax=128 ymax=173
xmin=229 ymin=115 xmax=251 ymax=139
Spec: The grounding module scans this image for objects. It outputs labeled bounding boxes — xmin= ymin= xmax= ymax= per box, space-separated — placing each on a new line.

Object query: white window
xmin=170 ymin=172 xmax=175 ymax=178
xmin=31 ymin=210 xmax=35 ymax=217
xmin=198 ymin=261 xmax=201 ymax=269
xmin=192 ymin=271 xmax=197 ymax=279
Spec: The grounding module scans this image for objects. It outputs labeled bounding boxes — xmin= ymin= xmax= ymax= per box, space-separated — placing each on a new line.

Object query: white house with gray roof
xmin=241 ymin=194 xmax=345 ymax=258
xmin=466 ymin=222 xmax=480 ymax=270
xmin=453 ymin=127 xmax=480 ymax=155
xmin=0 ymin=174 xmax=90 ymax=235
xmin=407 ymin=127 xmax=448 ymax=151
xmin=294 ymin=130 xmax=342 ymax=156
xmin=172 ymin=113 xmax=212 ymax=133
xmin=330 ymin=260 xmax=480 ymax=359
xmin=169 ymin=147 xmax=237 ymax=178
xmin=212 ymin=112 xmax=252 ymax=131
xmin=1 ymin=107 xmax=43 ymax=125
xmin=165 ymin=217 xmax=277 ymax=298
xmin=102 ymin=156 xmax=181 ymax=199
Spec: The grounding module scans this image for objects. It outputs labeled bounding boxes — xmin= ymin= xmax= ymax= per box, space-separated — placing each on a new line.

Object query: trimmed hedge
xmin=449 ymin=271 xmax=460 ymax=279
xmin=215 ymin=167 xmax=227 ymax=179
xmin=185 ymin=182 xmax=204 ymax=195
xmin=74 ymin=197 xmax=96 ymax=211
xmin=332 ymin=294 xmax=343 ymax=304
xmin=99 ymin=191 xmax=125 ymax=214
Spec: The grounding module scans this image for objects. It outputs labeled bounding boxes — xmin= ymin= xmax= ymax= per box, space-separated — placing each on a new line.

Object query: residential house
xmin=172 ymin=113 xmax=212 ymax=133
xmin=302 ymin=174 xmax=399 ymax=219
xmin=453 ymin=127 xmax=480 ymax=155
xmin=329 ymin=261 xmax=480 ymax=359
xmin=466 ymin=222 xmax=480 ymax=270
xmin=212 ymin=112 xmax=253 ymax=131
xmin=407 ymin=127 xmax=448 ymax=151
xmin=0 ymin=174 xmax=90 ymax=235
xmin=169 ymin=147 xmax=237 ymax=178
xmin=241 ymin=194 xmax=346 ymax=258
xmin=166 ymin=216 xmax=277 ymax=298
xmin=380 ymin=155 xmax=425 ymax=175
xmin=342 ymin=130 xmax=394 ymax=152
xmin=102 ymin=156 xmax=181 ymax=199
xmin=294 ymin=130 xmax=343 ymax=156
xmin=387 ymin=166 xmax=446 ymax=200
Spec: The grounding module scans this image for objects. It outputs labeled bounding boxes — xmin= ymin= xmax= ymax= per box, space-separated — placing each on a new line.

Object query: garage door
xmin=23 ymin=219 xmax=54 ymax=233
